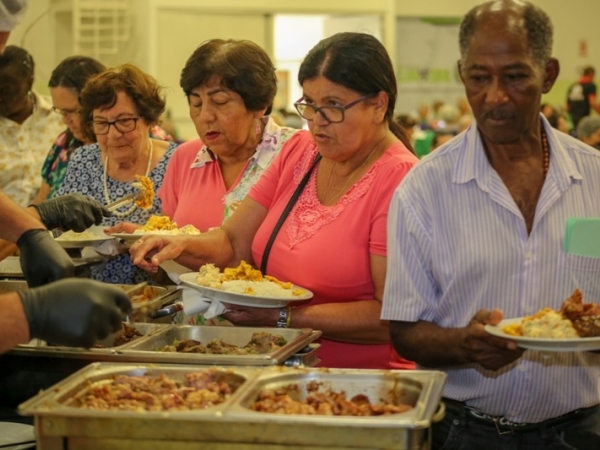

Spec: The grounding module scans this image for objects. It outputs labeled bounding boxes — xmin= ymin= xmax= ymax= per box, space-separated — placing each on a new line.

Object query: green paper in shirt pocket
xmin=564 ymin=218 xmax=600 ymax=257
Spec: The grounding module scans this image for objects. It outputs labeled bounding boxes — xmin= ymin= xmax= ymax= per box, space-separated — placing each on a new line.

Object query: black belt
xmin=443 ymin=398 xmax=599 ymax=435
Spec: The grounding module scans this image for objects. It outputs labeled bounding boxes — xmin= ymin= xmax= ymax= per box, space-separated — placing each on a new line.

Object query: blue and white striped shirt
xmin=382 ymin=116 xmax=600 ymax=423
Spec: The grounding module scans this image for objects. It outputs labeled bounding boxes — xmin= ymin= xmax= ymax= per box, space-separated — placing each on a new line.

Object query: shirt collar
xmin=190 ymin=116 xmax=283 ymax=169
xmin=454 ymin=114 xmax=582 ymax=191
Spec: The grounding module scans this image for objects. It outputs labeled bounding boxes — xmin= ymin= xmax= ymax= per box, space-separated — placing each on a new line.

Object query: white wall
xmin=9 ymin=0 xmax=600 ymax=120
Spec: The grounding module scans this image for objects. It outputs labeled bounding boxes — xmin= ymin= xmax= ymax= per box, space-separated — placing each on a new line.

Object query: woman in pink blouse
xmin=130 ymin=33 xmax=418 ymax=370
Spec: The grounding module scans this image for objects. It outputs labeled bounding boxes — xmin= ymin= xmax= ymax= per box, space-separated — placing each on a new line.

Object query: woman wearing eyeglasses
xmin=33 ymin=56 xmax=173 ymax=204
xmin=130 ymin=33 xmax=418 ymax=369
xmin=56 ymin=63 xmax=178 ymax=285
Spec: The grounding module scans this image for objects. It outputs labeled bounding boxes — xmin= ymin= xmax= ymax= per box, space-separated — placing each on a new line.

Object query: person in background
xmin=575 ymin=115 xmax=600 ymax=150
xmin=130 ymin=32 xmax=418 ymax=370
xmin=382 ymin=1 xmax=600 ymax=448
xmin=31 ymin=56 xmax=106 ymax=204
xmin=0 ymin=0 xmax=27 ymax=54
xmin=56 ymin=63 xmax=178 ymax=285
xmin=0 ymin=45 xmax=64 ymax=206
xmin=566 ymin=65 xmax=600 ymax=129
xmin=394 ymin=113 xmax=419 ymax=147
xmin=431 ymin=129 xmax=456 ymax=150
xmin=546 ymin=109 xmax=571 ymax=135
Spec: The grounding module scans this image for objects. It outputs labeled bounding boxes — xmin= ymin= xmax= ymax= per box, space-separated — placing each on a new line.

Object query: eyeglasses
xmin=92 ymin=117 xmax=140 ymax=135
xmin=294 ymin=94 xmax=374 ymax=124
xmin=52 ymin=106 xmax=81 ymax=118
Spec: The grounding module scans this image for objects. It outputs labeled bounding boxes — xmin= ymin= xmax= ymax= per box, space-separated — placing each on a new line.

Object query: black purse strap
xmin=260 ymin=153 xmax=322 ymax=274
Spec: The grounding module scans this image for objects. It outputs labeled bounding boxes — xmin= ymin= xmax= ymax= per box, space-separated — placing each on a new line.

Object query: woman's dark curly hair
xmin=180 ymin=39 xmax=277 ymax=115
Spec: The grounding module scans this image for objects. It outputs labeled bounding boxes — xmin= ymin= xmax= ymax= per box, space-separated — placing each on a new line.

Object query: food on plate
xmin=68 ymin=368 xmax=242 ymax=411
xmin=132 ymin=175 xmax=155 ymax=210
xmin=55 ymin=229 xmax=97 ymax=241
xmin=196 ymin=261 xmax=305 ymax=298
xmin=155 ymin=331 xmax=287 ymax=354
xmin=502 ymin=289 xmax=600 ymax=338
xmin=251 ymin=380 xmax=413 ymax=416
xmin=134 ymin=215 xmax=201 ymax=235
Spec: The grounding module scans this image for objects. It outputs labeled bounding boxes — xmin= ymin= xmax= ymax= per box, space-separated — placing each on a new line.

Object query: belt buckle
xmin=493 ymin=416 xmax=516 ymax=435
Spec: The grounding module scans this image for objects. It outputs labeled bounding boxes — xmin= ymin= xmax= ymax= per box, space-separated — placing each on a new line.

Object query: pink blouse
xmin=249 ymin=131 xmax=419 ymax=369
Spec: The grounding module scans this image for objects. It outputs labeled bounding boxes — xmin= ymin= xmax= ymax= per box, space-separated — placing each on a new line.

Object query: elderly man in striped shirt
xmin=382 ymin=1 xmax=600 ymax=449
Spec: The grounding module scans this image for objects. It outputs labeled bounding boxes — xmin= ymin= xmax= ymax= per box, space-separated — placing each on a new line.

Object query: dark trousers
xmin=433 ymin=398 xmax=600 ymax=450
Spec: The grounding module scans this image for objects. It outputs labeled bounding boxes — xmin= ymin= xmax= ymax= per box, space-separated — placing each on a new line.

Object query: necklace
xmin=540 ymin=122 xmax=550 ymax=176
xmin=323 ymin=136 xmax=385 ymax=205
xmin=103 ymin=140 xmax=153 ymax=218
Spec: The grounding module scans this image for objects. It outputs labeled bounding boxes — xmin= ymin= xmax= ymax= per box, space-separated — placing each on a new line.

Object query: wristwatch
xmin=275 ymin=307 xmax=288 ymax=328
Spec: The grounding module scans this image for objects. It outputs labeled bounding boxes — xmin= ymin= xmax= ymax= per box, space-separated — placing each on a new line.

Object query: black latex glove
xmin=18 ymin=278 xmax=132 ymax=348
xmin=17 ymin=229 xmax=75 ymax=288
xmin=33 ymin=193 xmax=110 ymax=232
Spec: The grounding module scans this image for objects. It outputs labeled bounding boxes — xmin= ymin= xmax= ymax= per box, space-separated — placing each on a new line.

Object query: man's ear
xmin=542 ymin=58 xmax=560 ymax=94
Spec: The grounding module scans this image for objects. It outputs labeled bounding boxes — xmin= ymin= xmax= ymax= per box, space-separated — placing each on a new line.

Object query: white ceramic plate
xmin=111 ymin=232 xmax=187 ymax=242
xmin=484 ymin=318 xmax=600 ymax=351
xmin=54 ymin=226 xmax=114 ymax=248
xmin=111 ymin=232 xmax=143 ymax=242
xmin=0 ymin=422 xmax=35 ymax=449
xmin=178 ymin=272 xmax=313 ymax=308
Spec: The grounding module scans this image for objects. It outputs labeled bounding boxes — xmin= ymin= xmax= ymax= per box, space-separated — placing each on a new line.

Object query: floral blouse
xmin=56 ymin=141 xmax=178 ymax=285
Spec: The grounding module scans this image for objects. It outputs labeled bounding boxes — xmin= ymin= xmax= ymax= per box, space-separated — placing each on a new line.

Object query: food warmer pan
xmin=116 ymin=325 xmax=322 ymax=366
xmin=19 ymin=363 xmax=447 ymax=450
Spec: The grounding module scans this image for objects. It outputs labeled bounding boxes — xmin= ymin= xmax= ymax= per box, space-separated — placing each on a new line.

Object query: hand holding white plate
xmin=178 ymin=272 xmax=313 ymax=308
xmin=54 ymin=225 xmax=115 ymax=249
xmin=484 ymin=318 xmax=600 ymax=351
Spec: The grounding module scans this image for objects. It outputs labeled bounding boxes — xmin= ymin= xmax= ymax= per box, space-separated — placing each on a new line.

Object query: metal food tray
xmin=10 ymin=323 xmax=168 ymax=360
xmin=117 ymin=325 xmax=322 ymax=366
xmin=230 ymin=366 xmax=446 ymax=428
xmin=19 ymin=363 xmax=259 ymax=419
xmin=19 ymin=364 xmax=447 ymax=450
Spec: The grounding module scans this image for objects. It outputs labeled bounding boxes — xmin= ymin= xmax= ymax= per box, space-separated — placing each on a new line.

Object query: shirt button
xmin=518 ymin=364 xmax=527 ymax=372
xmin=525 ymin=251 xmax=533 ymax=259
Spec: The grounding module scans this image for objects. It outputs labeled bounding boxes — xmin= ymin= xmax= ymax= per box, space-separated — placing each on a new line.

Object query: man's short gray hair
xmin=459 ymin=0 xmax=553 ymax=68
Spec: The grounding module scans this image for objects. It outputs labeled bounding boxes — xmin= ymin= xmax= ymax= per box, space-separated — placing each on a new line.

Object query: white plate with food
xmin=484 ymin=318 xmax=600 ymax=351
xmin=178 ymin=272 xmax=313 ymax=308
xmin=54 ymin=226 xmax=115 ymax=248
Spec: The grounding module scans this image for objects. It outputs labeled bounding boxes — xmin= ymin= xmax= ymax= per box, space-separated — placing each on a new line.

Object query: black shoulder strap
xmin=260 ymin=153 xmax=322 ymax=274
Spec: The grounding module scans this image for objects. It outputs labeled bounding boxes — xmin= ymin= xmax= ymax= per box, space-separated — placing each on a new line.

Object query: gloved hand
xmin=17 ymin=229 xmax=74 ymax=288
xmin=33 ymin=193 xmax=110 ymax=232
xmin=18 ymin=279 xmax=132 ymax=348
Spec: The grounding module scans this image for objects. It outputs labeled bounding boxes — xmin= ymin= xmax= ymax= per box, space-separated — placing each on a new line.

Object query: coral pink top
xmin=159 ymin=117 xmax=297 ymax=231
xmin=249 ymin=131 xmax=418 ymax=369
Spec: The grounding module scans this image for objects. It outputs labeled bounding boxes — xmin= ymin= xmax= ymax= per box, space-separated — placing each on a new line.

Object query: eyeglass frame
xmin=52 ymin=106 xmax=81 ymax=118
xmin=91 ymin=117 xmax=140 ymax=135
xmin=294 ymin=94 xmax=375 ymax=124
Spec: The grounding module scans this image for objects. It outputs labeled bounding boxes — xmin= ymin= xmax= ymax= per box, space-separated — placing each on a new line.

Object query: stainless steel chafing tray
xmin=118 ymin=325 xmax=322 ymax=366
xmin=10 ymin=323 xmax=168 ymax=359
xmin=19 ymin=363 xmax=446 ymax=450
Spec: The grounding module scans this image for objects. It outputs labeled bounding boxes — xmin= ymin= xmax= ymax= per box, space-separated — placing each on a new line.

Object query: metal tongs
xmin=105 ymin=192 xmax=136 ymax=212
xmin=123 ymin=282 xmax=148 ymax=322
